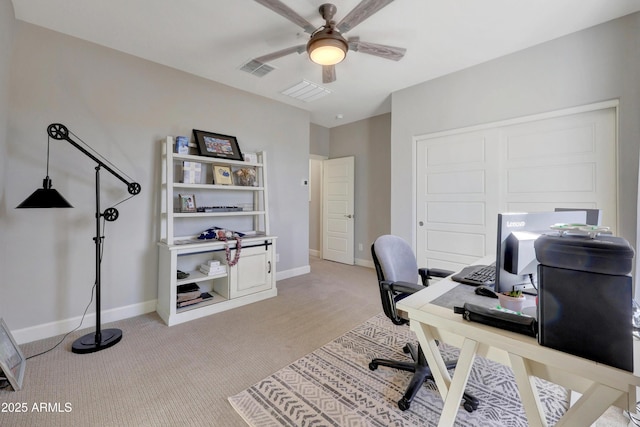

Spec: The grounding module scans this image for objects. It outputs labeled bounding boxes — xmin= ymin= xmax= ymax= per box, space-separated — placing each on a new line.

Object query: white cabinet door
xmin=229 ymin=243 xmax=274 ymax=298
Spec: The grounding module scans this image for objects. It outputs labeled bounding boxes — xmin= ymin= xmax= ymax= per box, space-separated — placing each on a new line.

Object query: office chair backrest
xmin=372 ymin=235 xmax=420 ymax=325
xmin=373 ymin=235 xmax=420 ymax=284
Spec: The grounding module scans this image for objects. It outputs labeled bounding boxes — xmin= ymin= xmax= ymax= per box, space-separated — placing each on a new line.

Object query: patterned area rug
xmin=229 ymin=313 xmax=568 ymax=426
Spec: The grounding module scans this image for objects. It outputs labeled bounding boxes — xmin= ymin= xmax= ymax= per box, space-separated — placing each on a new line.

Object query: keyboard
xmin=452 ymin=263 xmax=496 ymax=286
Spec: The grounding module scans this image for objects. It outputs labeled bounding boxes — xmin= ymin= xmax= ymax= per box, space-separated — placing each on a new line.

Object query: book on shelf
xmin=177 ymin=292 xmax=213 ymax=308
xmin=177 ymin=282 xmax=200 ymax=302
xmin=177 ymin=282 xmax=199 ymax=293
xmin=199 ymin=264 xmax=226 ymax=276
xmin=175 ymin=136 xmax=189 ymax=154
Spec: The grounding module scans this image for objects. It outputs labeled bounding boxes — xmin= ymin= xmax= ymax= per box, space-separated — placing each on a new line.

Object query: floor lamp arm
xmin=47 ymin=123 xmax=141 ymax=196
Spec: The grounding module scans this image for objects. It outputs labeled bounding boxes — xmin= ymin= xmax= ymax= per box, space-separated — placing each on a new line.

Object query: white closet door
xmin=416 ymin=106 xmax=617 ymax=271
xmin=498 ymin=108 xmax=617 ymax=228
xmin=416 ymin=129 xmax=500 ymax=271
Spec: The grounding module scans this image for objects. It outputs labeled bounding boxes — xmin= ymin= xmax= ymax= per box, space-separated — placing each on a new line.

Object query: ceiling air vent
xmin=280 ymin=80 xmax=331 ymax=102
xmin=240 ymin=59 xmax=275 ymax=77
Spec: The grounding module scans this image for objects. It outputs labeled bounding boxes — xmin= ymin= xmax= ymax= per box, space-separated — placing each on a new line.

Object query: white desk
xmin=397 ymin=274 xmax=640 ymax=427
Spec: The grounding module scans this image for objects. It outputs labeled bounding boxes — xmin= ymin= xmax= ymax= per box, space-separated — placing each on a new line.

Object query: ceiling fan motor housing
xmin=306 ymin=3 xmax=348 ymax=65
xmin=307 ymin=27 xmax=348 ymax=64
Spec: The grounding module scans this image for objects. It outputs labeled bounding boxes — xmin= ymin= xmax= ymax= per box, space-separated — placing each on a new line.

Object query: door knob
xmin=419 ymin=221 xmax=424 ymax=226
xmin=345 ymin=214 xmax=353 ymax=218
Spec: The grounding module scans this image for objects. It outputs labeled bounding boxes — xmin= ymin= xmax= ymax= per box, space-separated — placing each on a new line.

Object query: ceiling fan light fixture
xmin=307 ymin=35 xmax=348 ymax=66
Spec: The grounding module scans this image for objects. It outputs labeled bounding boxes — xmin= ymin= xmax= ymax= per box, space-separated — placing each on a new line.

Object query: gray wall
xmin=310 ymin=123 xmax=330 ymax=157
xmin=330 ymin=113 xmax=391 ymax=264
xmin=391 ymin=13 xmax=640 ymax=262
xmin=0 ymin=0 xmax=15 ymax=331
xmin=3 ymin=20 xmax=310 ymax=336
xmin=0 ymin=0 xmax=14 ymax=211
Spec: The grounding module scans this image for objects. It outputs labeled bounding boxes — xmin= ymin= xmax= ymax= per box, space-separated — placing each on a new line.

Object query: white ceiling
xmin=11 ymin=0 xmax=640 ymax=128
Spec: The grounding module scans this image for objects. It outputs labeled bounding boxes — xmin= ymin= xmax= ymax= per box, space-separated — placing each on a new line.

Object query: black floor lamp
xmin=17 ymin=123 xmax=141 ymax=354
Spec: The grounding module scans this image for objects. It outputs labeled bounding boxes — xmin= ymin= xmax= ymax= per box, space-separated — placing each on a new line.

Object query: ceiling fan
xmin=252 ymin=0 xmax=406 ymax=83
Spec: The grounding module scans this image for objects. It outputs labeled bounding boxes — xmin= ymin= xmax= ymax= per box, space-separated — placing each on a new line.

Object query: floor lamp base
xmin=72 ymin=328 xmax=123 ymax=354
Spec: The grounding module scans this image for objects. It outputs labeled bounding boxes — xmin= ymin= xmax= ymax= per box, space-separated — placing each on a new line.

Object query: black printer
xmin=535 ymin=233 xmax=635 ymax=371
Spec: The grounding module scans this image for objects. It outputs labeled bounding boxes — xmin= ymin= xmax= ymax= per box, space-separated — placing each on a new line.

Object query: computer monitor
xmin=554 ymin=208 xmax=602 ymax=225
xmin=495 ymin=210 xmax=587 ymax=295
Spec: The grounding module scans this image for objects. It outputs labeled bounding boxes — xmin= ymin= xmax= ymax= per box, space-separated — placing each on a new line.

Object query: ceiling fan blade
xmin=254 ymin=0 xmax=316 ymax=34
xmin=349 ymin=39 xmax=406 ymax=61
xmin=337 ymin=0 xmax=395 ymax=33
xmin=322 ymin=65 xmax=336 ymax=84
xmin=254 ymin=44 xmax=306 ymax=64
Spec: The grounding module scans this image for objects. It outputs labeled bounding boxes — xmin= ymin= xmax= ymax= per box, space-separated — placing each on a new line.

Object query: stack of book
xmin=176 ymin=283 xmax=213 ymax=308
xmin=199 ymin=260 xmax=226 ymax=276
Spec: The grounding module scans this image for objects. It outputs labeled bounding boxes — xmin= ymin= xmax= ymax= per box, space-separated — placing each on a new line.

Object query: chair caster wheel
xmin=398 ymin=398 xmax=411 ymax=411
xmin=463 ymin=399 xmax=478 ymax=412
xmin=369 ymin=362 xmax=378 ymax=371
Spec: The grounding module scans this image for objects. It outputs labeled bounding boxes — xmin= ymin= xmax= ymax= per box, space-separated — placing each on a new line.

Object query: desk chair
xmin=369 ymin=235 xmax=479 ymax=412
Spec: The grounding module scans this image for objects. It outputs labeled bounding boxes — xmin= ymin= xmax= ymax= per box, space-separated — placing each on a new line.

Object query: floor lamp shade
xmin=16 ymin=177 xmax=73 ymax=208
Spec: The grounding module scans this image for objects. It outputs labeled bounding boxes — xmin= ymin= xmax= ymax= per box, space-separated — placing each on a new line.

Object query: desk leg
xmin=437 ymin=338 xmax=479 ymax=427
xmin=628 ymin=385 xmax=638 ymax=422
xmin=413 ymin=323 xmax=480 ymax=427
xmin=509 ymin=354 xmax=547 ymax=427
xmin=414 ymin=323 xmax=453 ymax=401
xmin=555 ymin=383 xmax=624 ymax=427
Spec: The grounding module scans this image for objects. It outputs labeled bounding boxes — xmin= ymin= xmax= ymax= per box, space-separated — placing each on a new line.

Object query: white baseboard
xmin=355 ymin=258 xmax=374 ymax=269
xmin=13 ymin=300 xmax=157 ymax=345
xmin=308 ymin=251 xmax=374 ymax=270
xmin=276 ymin=265 xmax=311 ymax=281
xmin=13 ymin=263 xmax=343 ymax=344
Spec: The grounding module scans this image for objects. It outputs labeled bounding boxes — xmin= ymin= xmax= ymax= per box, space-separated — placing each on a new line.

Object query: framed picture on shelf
xmin=233 ymin=167 xmax=258 ymax=187
xmin=182 ymin=161 xmax=202 ymax=184
xmin=0 ymin=318 xmax=26 ymax=391
xmin=193 ymin=129 xmax=243 ymax=161
xmin=179 ymin=194 xmax=197 ymax=213
xmin=213 ymin=165 xmax=233 ymax=185
xmin=243 ymin=152 xmax=258 ymax=163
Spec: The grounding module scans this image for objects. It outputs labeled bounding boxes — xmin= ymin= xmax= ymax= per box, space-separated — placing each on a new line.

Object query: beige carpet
xmin=0 ymin=257 xmax=380 ymax=426
xmin=0 ymin=257 xmax=631 ymax=426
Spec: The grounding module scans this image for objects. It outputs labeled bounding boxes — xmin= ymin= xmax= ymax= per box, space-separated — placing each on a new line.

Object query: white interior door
xmin=322 ymin=156 xmax=355 ymax=265
xmin=416 ymin=105 xmax=617 ymax=271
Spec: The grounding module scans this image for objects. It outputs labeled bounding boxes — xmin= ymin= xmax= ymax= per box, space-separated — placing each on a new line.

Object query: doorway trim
xmin=309 ymin=155 xmax=328 ymax=258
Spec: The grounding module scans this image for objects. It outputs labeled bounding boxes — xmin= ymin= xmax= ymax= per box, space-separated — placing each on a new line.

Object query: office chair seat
xmin=369 ymin=235 xmax=479 ymax=412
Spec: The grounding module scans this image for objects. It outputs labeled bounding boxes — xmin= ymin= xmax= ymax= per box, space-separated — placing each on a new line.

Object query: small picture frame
xmin=0 ymin=318 xmax=26 ymax=391
xmin=233 ymin=167 xmax=258 ymax=187
xmin=193 ymin=129 xmax=243 ymax=161
xmin=243 ymin=152 xmax=258 ymax=163
xmin=213 ymin=166 xmax=233 ymax=185
xmin=179 ymin=194 xmax=197 ymax=213
xmin=182 ymin=161 xmax=202 ymax=184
